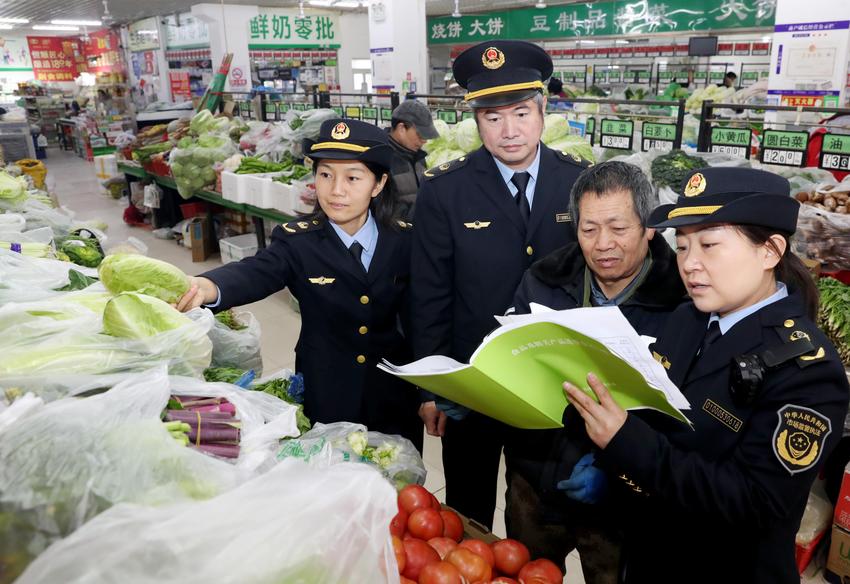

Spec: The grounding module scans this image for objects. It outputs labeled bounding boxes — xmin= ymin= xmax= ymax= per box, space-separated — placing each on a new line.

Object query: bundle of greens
xmin=817 ymin=277 xmax=850 ymax=365
xmin=214 ymin=309 xmax=248 ymax=331
xmin=650 ymin=150 xmax=707 ymax=189
xmin=163 ymin=395 xmax=242 ymax=459
xmin=235 ymin=154 xmax=295 ymax=175
xmin=272 ymin=165 xmax=312 ymax=185
xmin=57 ymin=235 xmax=104 ymax=268
xmin=131 ymin=141 xmax=174 ymax=165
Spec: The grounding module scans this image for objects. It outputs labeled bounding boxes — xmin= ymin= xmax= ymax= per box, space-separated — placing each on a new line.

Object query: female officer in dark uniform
xmin=176 ymin=119 xmax=422 ymax=451
xmin=562 ymin=167 xmax=849 ymax=583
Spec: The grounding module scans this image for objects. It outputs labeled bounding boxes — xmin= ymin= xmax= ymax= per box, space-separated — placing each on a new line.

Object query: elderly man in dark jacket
xmin=505 ymin=161 xmax=686 ymax=584
xmin=386 ymin=100 xmax=438 ymax=220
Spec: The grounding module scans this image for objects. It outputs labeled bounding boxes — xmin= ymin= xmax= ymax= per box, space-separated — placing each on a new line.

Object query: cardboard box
xmin=443 ymin=506 xmax=499 ymax=544
xmin=834 ymin=467 xmax=850 ymax=532
xmin=827 ymin=524 xmax=850 ymax=580
xmin=188 ymin=216 xmax=215 ymax=262
xmin=223 ymin=210 xmax=254 ymax=235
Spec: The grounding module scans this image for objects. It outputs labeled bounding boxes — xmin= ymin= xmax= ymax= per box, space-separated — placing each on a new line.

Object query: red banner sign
xmin=27 ymin=36 xmax=87 ymax=82
xmin=83 ymin=29 xmax=124 ymax=73
xmin=169 ymin=71 xmax=191 ymax=101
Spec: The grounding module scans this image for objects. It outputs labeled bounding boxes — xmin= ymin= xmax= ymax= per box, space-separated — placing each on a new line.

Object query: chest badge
xmin=555 ymin=212 xmax=571 ymax=223
xmin=702 ymin=399 xmax=743 ymax=432
xmin=772 ymin=404 xmax=832 ymax=474
xmin=308 ymin=277 xmax=336 ymax=285
xmin=464 ymin=221 xmax=491 ymax=229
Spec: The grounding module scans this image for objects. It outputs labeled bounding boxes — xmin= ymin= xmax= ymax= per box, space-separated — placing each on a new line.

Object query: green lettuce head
xmin=98 ymin=254 xmax=190 ymax=303
xmin=103 ymin=292 xmax=192 ymax=339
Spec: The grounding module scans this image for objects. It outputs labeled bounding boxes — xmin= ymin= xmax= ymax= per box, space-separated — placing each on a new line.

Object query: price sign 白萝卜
xmin=600 ymin=119 xmax=634 ymax=150
xmin=760 ymin=130 xmax=808 ymax=168
xmin=710 ymin=127 xmax=752 ymax=159
xmin=641 ymin=122 xmax=676 ymax=153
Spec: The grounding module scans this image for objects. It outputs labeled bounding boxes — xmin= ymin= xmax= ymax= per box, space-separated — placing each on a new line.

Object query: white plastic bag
xmin=0 ymin=367 xmax=243 ymax=583
xmin=18 ymin=459 xmax=400 ymax=584
xmin=209 ymin=309 xmax=263 ymax=373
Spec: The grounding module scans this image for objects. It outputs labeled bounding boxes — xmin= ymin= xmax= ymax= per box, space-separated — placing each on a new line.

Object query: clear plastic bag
xmin=0 ymin=367 xmax=242 ymax=584
xmin=796 ymin=480 xmax=833 ymax=546
xmin=169 ymin=134 xmax=238 ymax=199
xmin=209 ymin=309 xmax=263 ymax=373
xmin=17 ymin=459 xmax=400 ymax=584
xmin=0 ymin=248 xmax=101 ymax=306
xmin=277 ymin=421 xmax=427 ymax=488
xmin=795 ymin=201 xmax=850 ymax=270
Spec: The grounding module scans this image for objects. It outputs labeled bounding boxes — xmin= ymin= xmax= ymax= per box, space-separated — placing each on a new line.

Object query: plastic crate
xmin=243 ymin=171 xmax=287 ymax=207
xmin=180 ymin=202 xmax=208 ymax=219
xmin=261 ymin=179 xmax=297 ymax=214
xmin=221 ymin=170 xmax=248 ymax=203
xmin=219 ymin=233 xmax=258 ymax=264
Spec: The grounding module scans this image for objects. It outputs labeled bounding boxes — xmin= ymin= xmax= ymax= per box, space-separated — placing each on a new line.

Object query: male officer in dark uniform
xmin=411 ymin=40 xmax=589 ymax=528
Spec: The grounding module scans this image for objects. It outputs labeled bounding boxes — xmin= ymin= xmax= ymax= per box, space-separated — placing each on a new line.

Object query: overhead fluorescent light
xmin=308 ymin=0 xmax=335 ymax=5
xmin=33 ymin=24 xmax=79 ymax=31
xmin=0 ymin=17 xmax=29 ymax=24
xmin=762 ymin=35 xmax=771 ymax=42
xmin=52 ymin=19 xmax=102 ymax=26
xmin=580 ymin=40 xmax=596 ymax=44
xmin=615 ymin=40 xmax=629 ymax=45
xmin=0 ymin=24 xmax=14 ymax=30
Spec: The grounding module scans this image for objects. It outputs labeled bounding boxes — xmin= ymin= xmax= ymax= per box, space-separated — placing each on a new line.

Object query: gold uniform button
xmin=526 ymin=245 xmax=534 ymax=256
xmin=356 ymin=355 xmax=366 ymax=364
xmin=359 ymin=326 xmax=368 ymax=335
xmin=360 ymin=295 xmax=369 ymax=305
xmin=784 ymin=319 xmax=795 ymax=328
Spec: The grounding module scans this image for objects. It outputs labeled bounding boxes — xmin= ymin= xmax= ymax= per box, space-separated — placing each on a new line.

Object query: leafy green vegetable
xmin=650 ymin=150 xmax=707 ymax=189
xmin=0 ymin=171 xmax=28 ymax=209
xmin=203 ymin=366 xmax=247 ymax=383
xmin=102 ymin=292 xmax=192 ymax=339
xmin=546 ymin=133 xmax=595 ymax=163
xmin=98 ymin=254 xmax=189 ymax=303
xmin=215 ymin=309 xmax=248 ymax=331
xmin=818 ymin=277 xmax=850 ymax=365
xmin=56 ymin=269 xmax=98 ymax=292
xmin=58 ymin=237 xmax=104 ymax=268
xmin=454 ymin=118 xmax=482 ymax=152
xmin=541 ymin=114 xmax=570 ymax=144
xmin=131 ymin=142 xmax=173 ymax=164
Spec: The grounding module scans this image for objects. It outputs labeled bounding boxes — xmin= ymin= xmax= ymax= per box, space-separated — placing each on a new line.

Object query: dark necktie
xmin=698 ymin=320 xmax=723 ymax=357
xmin=348 ymin=241 xmax=366 ymax=272
xmin=511 ymin=172 xmax=532 ymax=224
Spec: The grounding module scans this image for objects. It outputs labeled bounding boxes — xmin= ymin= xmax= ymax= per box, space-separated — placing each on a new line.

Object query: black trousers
xmin=441 ymin=411 xmax=506 ymax=530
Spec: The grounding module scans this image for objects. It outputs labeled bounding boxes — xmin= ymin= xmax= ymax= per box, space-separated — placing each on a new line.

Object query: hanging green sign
xmin=345 ymin=106 xmax=361 ymax=119
xmin=293 ymin=103 xmax=307 ymax=111
xmin=362 ymin=107 xmax=378 ymax=120
xmin=710 ymin=127 xmax=752 ymax=159
xmin=437 ymin=110 xmax=458 ymax=124
xmin=586 ymin=117 xmax=596 ymax=145
xmin=820 ymin=134 xmax=850 ymax=172
xmin=427 ymin=0 xmax=775 ymax=45
xmin=600 ymin=118 xmax=634 ymax=150
xmin=380 ymin=108 xmax=393 ymax=121
xmin=461 ymin=111 xmax=475 ymax=121
xmin=760 ymin=130 xmax=808 ymax=167
xmin=694 ymin=71 xmax=707 ymax=81
xmin=332 ymin=106 xmax=343 ymax=116
xmin=641 ymin=122 xmax=676 ymax=152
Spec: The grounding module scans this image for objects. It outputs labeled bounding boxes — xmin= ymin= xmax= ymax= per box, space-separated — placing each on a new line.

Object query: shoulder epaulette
xmin=554 ymin=149 xmax=593 ymax=168
xmin=396 ymin=220 xmax=413 ymax=230
xmin=772 ymin=323 xmax=827 ymax=368
xmin=423 ymin=155 xmax=470 ymax=180
xmin=281 ymin=218 xmax=323 ymax=235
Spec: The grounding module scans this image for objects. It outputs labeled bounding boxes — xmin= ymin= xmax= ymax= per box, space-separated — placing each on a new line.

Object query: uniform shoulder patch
xmin=553 ymin=149 xmax=592 ymax=168
xmin=281 ymin=218 xmax=323 ymax=235
xmin=772 ymin=324 xmax=827 ymax=368
xmin=424 ymin=155 xmax=469 ymax=180
xmin=772 ymin=404 xmax=832 ymax=474
xmin=396 ymin=220 xmax=413 ymax=230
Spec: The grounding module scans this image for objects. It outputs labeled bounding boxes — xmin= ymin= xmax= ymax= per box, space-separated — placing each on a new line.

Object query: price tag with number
xmin=600 ymin=119 xmax=634 ymax=150
xmin=586 ymin=118 xmax=596 ymax=145
xmin=710 ymin=127 xmax=752 ymax=159
xmin=760 ymin=130 xmax=808 ymax=168
xmin=820 ymin=134 xmax=850 ymax=172
xmin=437 ymin=110 xmax=458 ymax=124
xmin=641 ymin=122 xmax=676 ymax=153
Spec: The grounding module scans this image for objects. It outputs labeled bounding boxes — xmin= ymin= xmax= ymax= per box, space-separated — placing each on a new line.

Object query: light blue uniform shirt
xmin=709 ymin=282 xmax=789 ymax=335
xmin=493 ymin=145 xmax=541 ymax=209
xmin=329 ymin=210 xmax=379 ymax=272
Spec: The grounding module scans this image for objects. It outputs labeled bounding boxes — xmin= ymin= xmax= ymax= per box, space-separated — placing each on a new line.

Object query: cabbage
xmin=103 ymin=292 xmax=191 ymax=339
xmin=541 ymin=114 xmax=570 ymax=144
xmin=544 ymin=134 xmax=596 ymax=163
xmin=98 ymin=254 xmax=189 ymax=303
xmin=0 ymin=171 xmax=29 ymax=210
xmin=189 ymin=110 xmax=215 ymax=135
xmin=425 ymin=148 xmax=467 ymax=169
xmin=454 ymin=118 xmax=482 ymax=152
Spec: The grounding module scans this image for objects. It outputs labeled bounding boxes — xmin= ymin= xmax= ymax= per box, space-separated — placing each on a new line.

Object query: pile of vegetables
xmin=170 ymin=134 xmax=236 ymax=199
xmin=57 ymin=235 xmax=103 ymax=268
xmin=236 ymin=155 xmax=293 ymax=174
xmin=163 ymin=394 xmax=242 ymax=459
xmin=215 ymin=309 xmax=247 ymax=331
xmin=0 ymin=241 xmax=50 ymax=258
xmin=0 ymin=170 xmax=29 ymax=210
xmin=390 ymin=483 xmax=564 ymax=583
xmin=272 ymin=164 xmax=312 ymax=185
xmin=685 ymin=84 xmax=736 ymax=116
xmin=131 ymin=142 xmax=173 ymax=165
xmin=817 ymin=276 xmax=850 ymax=365
xmin=650 ymin=150 xmax=707 ymax=189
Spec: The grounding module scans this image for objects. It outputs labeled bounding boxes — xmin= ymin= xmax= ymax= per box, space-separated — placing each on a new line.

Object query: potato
xmin=836 ymin=206 xmax=847 ymax=214
xmin=796 ymin=191 xmax=810 ymax=202
xmin=825 ymin=197 xmax=838 ymax=210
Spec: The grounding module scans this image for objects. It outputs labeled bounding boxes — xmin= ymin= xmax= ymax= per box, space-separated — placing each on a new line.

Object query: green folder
xmin=380 ymin=320 xmax=690 ymax=430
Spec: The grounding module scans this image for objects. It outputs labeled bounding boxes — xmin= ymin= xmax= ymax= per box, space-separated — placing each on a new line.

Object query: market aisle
xmin=46 ymin=149 xmax=586 ymax=582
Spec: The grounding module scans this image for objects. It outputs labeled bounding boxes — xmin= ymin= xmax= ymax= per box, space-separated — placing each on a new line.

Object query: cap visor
xmin=417 ymin=122 xmax=440 ymax=140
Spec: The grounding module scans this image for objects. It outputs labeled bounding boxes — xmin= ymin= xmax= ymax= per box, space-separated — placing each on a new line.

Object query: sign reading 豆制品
xmin=248 ymin=10 xmax=340 ymax=49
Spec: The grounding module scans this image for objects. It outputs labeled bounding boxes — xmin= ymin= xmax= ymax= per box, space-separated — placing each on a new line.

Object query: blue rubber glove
xmin=557 ymin=453 xmax=607 ymax=504
xmin=435 ymin=397 xmax=470 ymax=421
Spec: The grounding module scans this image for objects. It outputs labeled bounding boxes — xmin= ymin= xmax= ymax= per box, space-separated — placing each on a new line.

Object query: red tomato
xmin=408 ymin=508 xmax=444 ymax=541
xmin=430 ymin=492 xmax=442 ymax=510
xmin=392 ymin=535 xmax=407 ymax=574
xmin=517 ymin=559 xmax=563 ymax=584
xmin=491 ymin=539 xmax=531 ymax=577
xmin=458 ymin=539 xmax=496 ymax=568
xmin=446 ymin=547 xmax=492 ymax=582
xmin=402 ymin=538 xmax=441 ymax=581
xmin=440 ymin=510 xmax=463 ymax=543
xmin=418 ymin=560 xmax=465 ymax=584
xmin=390 ymin=510 xmax=409 ymax=538
xmin=427 ymin=537 xmax=458 ymax=560
xmin=399 ymin=485 xmax=434 ymax=515
xmin=491 ymin=578 xmax=520 ymax=584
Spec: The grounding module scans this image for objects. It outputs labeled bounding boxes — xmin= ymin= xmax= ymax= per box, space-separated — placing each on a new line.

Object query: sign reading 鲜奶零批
xmin=248 ymin=10 xmax=340 ymax=49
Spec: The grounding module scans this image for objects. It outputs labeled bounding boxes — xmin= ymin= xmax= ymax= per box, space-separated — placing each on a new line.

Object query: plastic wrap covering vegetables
xmin=0 ymin=248 xmax=101 ymax=306
xmin=0 ymin=368 xmax=241 ymax=584
xmin=98 ymin=253 xmax=189 ymax=303
xmin=0 ymin=295 xmax=213 ymax=380
xmin=15 ymin=459 xmax=399 ymax=584
xmin=817 ymin=277 xmax=850 ymax=366
xmin=169 ymin=133 xmax=238 ymax=199
xmin=277 ymin=421 xmax=427 ymax=489
xmin=209 ymin=309 xmax=263 ymax=375
xmin=0 ymin=171 xmax=29 ymax=211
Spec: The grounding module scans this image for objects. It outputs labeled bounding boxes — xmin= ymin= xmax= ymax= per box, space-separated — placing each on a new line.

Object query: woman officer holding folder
xmin=175 ymin=119 xmax=422 ymax=451
xmin=563 ymin=167 xmax=849 ymax=584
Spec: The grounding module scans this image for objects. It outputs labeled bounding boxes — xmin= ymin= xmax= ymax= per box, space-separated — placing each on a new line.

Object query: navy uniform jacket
xmin=411 ymin=144 xmax=587 ymax=364
xmin=599 ymin=292 xmax=849 ymax=584
xmin=201 ymin=218 xmax=422 ymax=448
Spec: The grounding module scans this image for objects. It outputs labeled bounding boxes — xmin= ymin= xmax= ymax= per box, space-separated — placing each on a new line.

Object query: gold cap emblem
xmin=482 ymin=47 xmax=505 ymax=70
xmin=331 ymin=122 xmax=350 ymax=140
xmin=683 ymin=172 xmax=707 ymax=197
